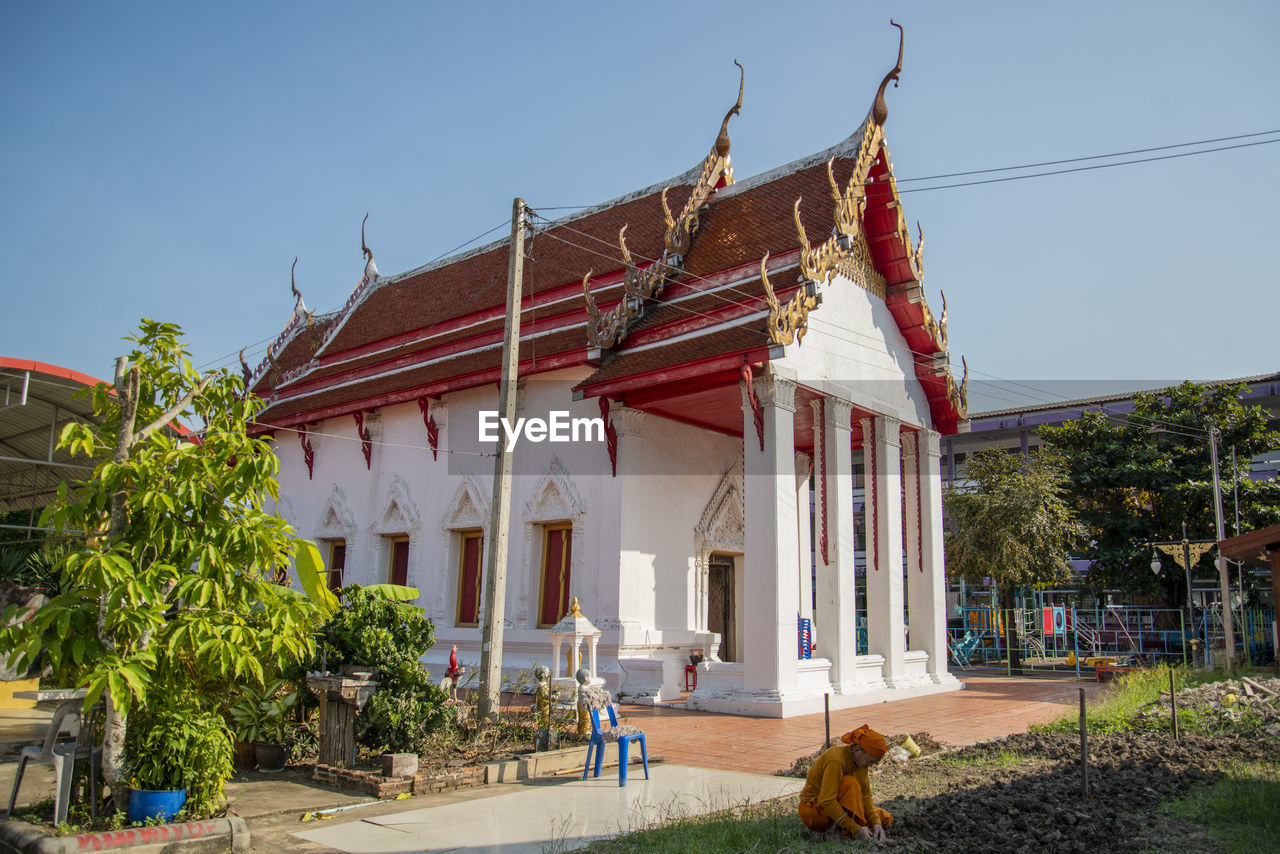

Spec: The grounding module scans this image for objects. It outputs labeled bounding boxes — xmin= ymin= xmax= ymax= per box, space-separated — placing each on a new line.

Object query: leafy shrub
xmin=228 ymin=678 xmax=300 ymax=744
xmin=125 ymin=695 xmax=234 ymax=816
xmin=318 ymin=585 xmax=448 ymax=754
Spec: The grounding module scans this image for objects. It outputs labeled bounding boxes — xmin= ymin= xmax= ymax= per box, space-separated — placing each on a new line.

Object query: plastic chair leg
xmin=593 ymin=739 xmax=605 ymax=778
xmin=88 ymin=752 xmax=97 ymax=829
xmin=7 ymin=755 xmax=27 ymax=815
xmin=582 ymin=741 xmax=595 ymax=780
xmin=639 ymin=735 xmax=649 ymax=780
xmin=53 ymin=750 xmax=75 ymax=826
xmin=618 ymin=739 xmax=628 ymax=787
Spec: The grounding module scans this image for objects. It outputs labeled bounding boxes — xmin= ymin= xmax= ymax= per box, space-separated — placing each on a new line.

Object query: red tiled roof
xmin=253 ymin=123 xmax=964 ymax=433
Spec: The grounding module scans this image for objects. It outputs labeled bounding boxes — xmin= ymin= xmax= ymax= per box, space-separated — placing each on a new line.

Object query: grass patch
xmin=1162 ymin=761 xmax=1280 ymax=854
xmin=1031 ymin=665 xmax=1265 ymax=735
xmin=570 ymin=797 xmax=841 ymax=854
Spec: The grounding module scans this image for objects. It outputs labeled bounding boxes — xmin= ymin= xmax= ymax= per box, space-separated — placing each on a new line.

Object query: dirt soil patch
xmin=783 ymin=731 xmax=1278 ymax=853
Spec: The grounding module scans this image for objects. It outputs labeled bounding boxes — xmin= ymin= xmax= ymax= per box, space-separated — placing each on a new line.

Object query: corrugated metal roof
xmin=0 ymin=359 xmax=104 ymax=515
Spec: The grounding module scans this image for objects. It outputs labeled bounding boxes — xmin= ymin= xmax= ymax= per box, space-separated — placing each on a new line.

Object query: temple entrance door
xmin=708 ymin=553 xmax=736 ymax=662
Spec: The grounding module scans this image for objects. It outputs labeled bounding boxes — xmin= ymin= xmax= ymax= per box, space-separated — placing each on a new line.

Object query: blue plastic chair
xmin=582 ymin=704 xmax=649 ymax=786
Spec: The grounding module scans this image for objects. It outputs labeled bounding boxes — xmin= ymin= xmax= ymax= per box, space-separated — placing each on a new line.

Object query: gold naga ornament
xmin=581 ymin=225 xmax=674 ymax=349
xmin=582 ymin=61 xmax=745 ymax=350
xmin=760 ymin=251 xmax=820 ymax=347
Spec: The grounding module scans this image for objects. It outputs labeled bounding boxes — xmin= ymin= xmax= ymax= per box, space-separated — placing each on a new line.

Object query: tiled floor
xmin=615 ymin=673 xmax=1106 ymax=776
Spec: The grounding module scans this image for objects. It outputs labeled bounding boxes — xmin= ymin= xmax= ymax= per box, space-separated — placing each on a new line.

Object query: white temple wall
xmin=274 ymin=366 xmax=737 ymax=695
xmin=778 ymin=271 xmax=932 ymax=428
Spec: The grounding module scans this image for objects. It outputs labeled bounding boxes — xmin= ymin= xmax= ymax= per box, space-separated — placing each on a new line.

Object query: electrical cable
xmin=893 ymin=129 xmax=1280 ymax=183
xmin=529 ymin=129 xmax=1280 ymax=212
xmin=889 ymin=138 xmax=1280 ymax=196
xmin=198 ymin=219 xmax=512 ymax=374
xmin=529 ymin=207 xmax=1248 ymax=439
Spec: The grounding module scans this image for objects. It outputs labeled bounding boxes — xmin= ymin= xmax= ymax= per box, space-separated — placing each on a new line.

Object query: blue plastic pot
xmin=127 ymin=788 xmax=187 ymax=824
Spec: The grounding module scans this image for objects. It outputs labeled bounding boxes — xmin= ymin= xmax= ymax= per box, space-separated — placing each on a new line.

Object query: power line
xmin=530 ymin=128 xmax=1280 ymax=213
xmin=891 ymin=138 xmax=1279 ymax=195
xmin=894 ymin=129 xmax=1280 ymax=183
xmin=199 ymin=219 xmax=512 ymax=374
xmin=535 ymin=209 xmax=1244 ymax=442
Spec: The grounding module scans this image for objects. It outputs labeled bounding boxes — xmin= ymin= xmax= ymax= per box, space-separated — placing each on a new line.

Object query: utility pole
xmin=1208 ymin=427 xmax=1234 ymax=667
xmin=478 ymin=198 xmax=527 ymax=725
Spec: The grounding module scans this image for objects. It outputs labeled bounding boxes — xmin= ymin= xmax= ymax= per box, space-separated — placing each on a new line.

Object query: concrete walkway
xmin=288 ymin=766 xmax=801 ymax=854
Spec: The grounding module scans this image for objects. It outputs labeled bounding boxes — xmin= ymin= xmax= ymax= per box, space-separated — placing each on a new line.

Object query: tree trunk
xmin=100 ymin=361 xmax=139 ymax=811
xmin=1000 ymin=584 xmax=1023 ymax=676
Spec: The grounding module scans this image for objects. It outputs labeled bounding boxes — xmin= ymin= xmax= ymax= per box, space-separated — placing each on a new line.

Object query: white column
xmin=816 ymin=398 xmax=859 ymax=693
xmin=915 ymin=430 xmax=955 ymax=683
xmin=795 ymin=450 xmax=813 ymax=625
xmin=866 ymin=415 xmax=906 ymax=685
xmin=902 ymin=429 xmax=922 ymax=644
xmin=741 ymin=368 xmax=800 ymax=698
xmin=611 ymin=405 xmax=649 ymax=641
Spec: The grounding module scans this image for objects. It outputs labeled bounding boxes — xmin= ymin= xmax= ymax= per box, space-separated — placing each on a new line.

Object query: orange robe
xmin=797 ymin=744 xmax=893 ymax=835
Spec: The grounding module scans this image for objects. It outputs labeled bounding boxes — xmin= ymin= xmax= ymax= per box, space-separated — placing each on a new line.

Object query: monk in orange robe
xmin=797 ymin=724 xmax=893 ymax=842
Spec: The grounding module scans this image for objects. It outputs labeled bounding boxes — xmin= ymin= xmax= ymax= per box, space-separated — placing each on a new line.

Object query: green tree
xmin=0 ymin=320 xmax=323 ymax=812
xmin=1039 ymin=381 xmax=1280 ymax=607
xmin=944 ymin=448 xmax=1079 ymax=673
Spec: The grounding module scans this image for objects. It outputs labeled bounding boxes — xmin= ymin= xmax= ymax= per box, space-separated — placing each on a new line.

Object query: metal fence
xmin=947 ymin=606 xmax=1276 ymax=675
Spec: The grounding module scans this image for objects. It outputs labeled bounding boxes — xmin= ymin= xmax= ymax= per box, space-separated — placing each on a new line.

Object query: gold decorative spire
xmin=582 ymin=61 xmax=746 ymax=350
xmin=569 ymin=596 xmax=582 ymax=617
xmin=662 ymin=60 xmax=746 ymax=259
xmin=871 ymin=20 xmax=904 ymax=128
xmin=715 ymin=59 xmax=745 ymax=160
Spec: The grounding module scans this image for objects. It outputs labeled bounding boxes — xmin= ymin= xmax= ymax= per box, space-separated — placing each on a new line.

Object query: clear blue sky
xmin=3 ymin=1 xmax=1277 ymax=412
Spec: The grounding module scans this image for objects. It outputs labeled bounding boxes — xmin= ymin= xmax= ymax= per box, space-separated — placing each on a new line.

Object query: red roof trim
xmin=253 ymin=348 xmax=590 ymax=432
xmin=576 ymin=346 xmax=780 ymax=400
xmin=314 ymin=270 xmax=626 ymax=369
xmin=274 ymin=304 xmax=592 ymax=401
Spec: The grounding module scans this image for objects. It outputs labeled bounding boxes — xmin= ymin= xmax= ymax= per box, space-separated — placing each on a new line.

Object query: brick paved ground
xmin=616 ymin=673 xmax=1108 ymax=776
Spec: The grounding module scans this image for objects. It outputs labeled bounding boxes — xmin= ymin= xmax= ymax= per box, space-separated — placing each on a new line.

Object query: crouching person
xmin=797 ymin=724 xmax=893 ymax=842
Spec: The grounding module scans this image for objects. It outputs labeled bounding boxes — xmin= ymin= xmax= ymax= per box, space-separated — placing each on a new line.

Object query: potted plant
xmin=229 ymin=680 xmax=298 ymax=773
xmin=126 ymin=699 xmax=234 ymax=822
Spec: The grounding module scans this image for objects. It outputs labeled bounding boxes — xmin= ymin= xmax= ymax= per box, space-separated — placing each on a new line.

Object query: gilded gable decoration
xmin=947 ymin=356 xmax=969 ymax=418
xmin=795 ymin=198 xmax=886 ymax=299
xmin=662 ymin=59 xmax=744 ymax=264
xmin=581 ymin=226 xmax=677 ymax=349
xmin=912 ymin=221 xmax=925 ymax=281
xmin=581 ymin=61 xmax=746 ymax=350
xmin=760 ymin=252 xmax=820 ymax=347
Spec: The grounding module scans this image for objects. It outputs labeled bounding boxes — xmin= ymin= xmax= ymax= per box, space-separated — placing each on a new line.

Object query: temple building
xmin=251 ymin=25 xmax=967 ymax=717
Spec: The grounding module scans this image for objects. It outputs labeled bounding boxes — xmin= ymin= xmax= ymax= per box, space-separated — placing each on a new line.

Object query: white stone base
xmin=680 ymin=653 xmax=963 ymax=719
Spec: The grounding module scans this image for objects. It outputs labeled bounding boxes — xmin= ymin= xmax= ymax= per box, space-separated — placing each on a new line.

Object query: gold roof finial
xmin=715 ymin=59 xmax=745 ymax=159
xmin=871 ymin=20 xmax=904 ymax=128
xmin=569 ymin=596 xmax=582 ymax=617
